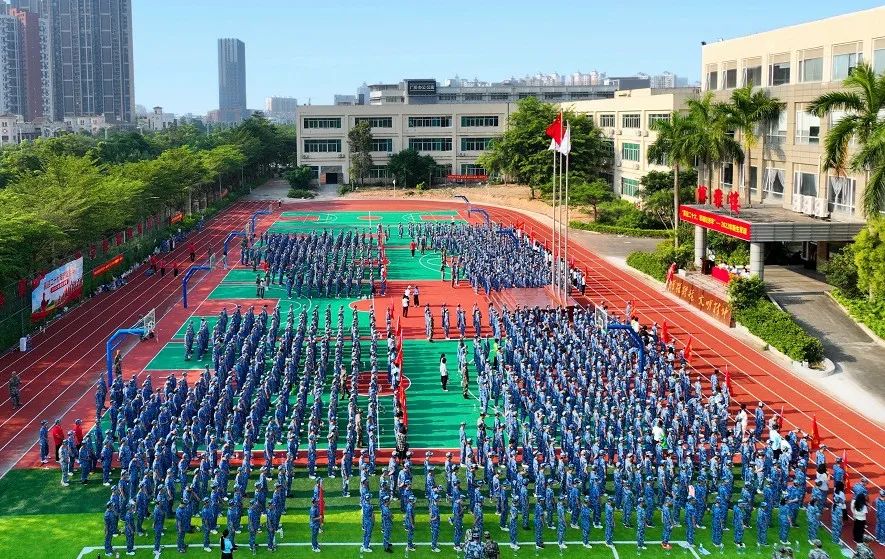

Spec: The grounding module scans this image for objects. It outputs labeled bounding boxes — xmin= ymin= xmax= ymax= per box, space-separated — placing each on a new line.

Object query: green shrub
xmin=415 ymin=182 xmax=426 ymax=192
xmin=287 ymin=188 xmax=317 ymax=199
xmin=728 ymin=276 xmax=767 ymax=311
xmin=830 ymin=289 xmax=885 ymax=340
xmin=821 ymin=246 xmax=860 ymax=298
xmin=284 ymin=165 xmax=315 ymax=189
xmin=734 ymin=300 xmax=824 ymax=364
xmin=569 ymin=220 xmax=673 ymax=238
xmin=626 ymin=251 xmax=670 ymax=281
xmin=596 ymin=199 xmax=658 ymax=229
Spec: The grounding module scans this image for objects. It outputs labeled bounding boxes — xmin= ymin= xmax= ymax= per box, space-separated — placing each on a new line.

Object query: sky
xmin=133 ymin=0 xmax=885 ymax=115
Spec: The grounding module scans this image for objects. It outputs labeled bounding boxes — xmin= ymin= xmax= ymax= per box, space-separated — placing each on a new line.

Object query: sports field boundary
xmin=75 ymin=540 xmax=702 ymax=559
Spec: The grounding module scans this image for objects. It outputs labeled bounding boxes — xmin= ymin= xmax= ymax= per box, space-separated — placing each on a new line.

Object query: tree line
xmin=0 ymin=114 xmax=296 ymax=285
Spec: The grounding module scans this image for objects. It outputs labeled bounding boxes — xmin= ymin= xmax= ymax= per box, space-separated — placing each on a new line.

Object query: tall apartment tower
xmin=218 ymin=38 xmax=246 ymax=123
xmin=9 ymin=8 xmax=42 ymax=120
xmin=47 ymin=0 xmax=135 ymax=123
xmin=0 ymin=12 xmax=24 ymax=116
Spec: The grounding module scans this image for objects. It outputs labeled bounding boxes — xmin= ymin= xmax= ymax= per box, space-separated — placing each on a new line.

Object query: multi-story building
xmin=365 ymin=78 xmax=619 ymax=106
xmin=564 ymin=87 xmax=700 ymax=199
xmin=139 ymin=106 xmax=175 ymax=131
xmin=46 ymin=0 xmax=134 ymax=123
xmin=649 ymin=72 xmax=677 ymax=89
xmin=296 ymin=103 xmax=511 ymax=185
xmin=0 ymin=112 xmax=39 ymax=144
xmin=701 ymin=6 xmax=885 ymax=220
xmin=9 ymin=7 xmax=41 ymax=120
xmin=0 ymin=12 xmax=24 ymax=116
xmin=218 ymin=38 xmax=246 ymax=123
xmin=63 ymin=113 xmax=110 ymax=134
xmin=265 ymin=96 xmax=297 ymax=122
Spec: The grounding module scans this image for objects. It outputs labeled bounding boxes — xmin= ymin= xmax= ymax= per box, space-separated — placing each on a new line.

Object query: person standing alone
xmin=439 ymin=354 xmax=449 ymax=391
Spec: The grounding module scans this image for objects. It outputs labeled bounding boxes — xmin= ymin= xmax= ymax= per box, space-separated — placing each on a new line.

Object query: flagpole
xmin=550 ymin=140 xmax=557 ymax=290
xmin=565 ymin=142 xmax=570 ymax=304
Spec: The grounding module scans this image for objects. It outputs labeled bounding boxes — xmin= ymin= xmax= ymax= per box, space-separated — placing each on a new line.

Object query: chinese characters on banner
xmin=667 ymin=275 xmax=733 ymax=326
xmin=31 ymin=257 xmax=84 ymax=320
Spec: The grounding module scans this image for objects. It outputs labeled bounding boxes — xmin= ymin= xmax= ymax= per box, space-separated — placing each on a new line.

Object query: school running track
xmin=0 ymin=199 xmax=269 ymax=478
xmin=2 ymin=198 xmax=882 ymax=497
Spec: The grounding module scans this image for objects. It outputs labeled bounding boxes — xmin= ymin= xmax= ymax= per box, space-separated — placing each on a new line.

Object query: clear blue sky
xmin=133 ymin=0 xmax=885 ymax=115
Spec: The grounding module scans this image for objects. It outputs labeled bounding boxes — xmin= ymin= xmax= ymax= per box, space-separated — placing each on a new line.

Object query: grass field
xmin=0 ymin=467 xmax=849 ymax=559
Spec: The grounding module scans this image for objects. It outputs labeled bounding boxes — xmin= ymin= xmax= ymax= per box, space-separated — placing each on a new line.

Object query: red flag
xmin=724 ymin=365 xmax=733 ymax=394
xmin=661 ymin=321 xmax=671 ymax=345
xmin=397 ymin=382 xmax=408 ymax=428
xmin=318 ymin=479 xmax=326 ymax=524
xmin=811 ymin=415 xmax=821 ymax=451
xmin=394 ymin=347 xmax=403 ymax=369
xmin=683 ymin=336 xmax=693 ymax=363
xmin=546 ymin=113 xmax=564 ymax=145
xmin=395 ymin=318 xmax=402 ymax=338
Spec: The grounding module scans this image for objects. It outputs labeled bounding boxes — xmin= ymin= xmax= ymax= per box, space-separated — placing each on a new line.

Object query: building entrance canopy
xmin=679 ymin=204 xmax=864 ymax=243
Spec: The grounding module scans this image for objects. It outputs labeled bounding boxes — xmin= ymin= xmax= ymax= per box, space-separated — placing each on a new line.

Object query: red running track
xmin=4 ymin=197 xmax=882 ymax=495
xmin=0 ymin=199 xmax=268 ymax=477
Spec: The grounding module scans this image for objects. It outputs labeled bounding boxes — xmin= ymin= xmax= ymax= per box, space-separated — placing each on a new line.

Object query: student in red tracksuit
xmin=50 ymin=419 xmax=64 ymax=461
xmin=410 ymin=240 xmax=416 ymax=257
xmin=73 ymin=419 xmax=84 ymax=451
xmin=188 ymin=242 xmax=196 ymax=262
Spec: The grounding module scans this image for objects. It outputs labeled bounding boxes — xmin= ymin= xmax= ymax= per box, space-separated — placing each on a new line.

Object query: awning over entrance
xmin=678 ymin=204 xmax=865 ymax=242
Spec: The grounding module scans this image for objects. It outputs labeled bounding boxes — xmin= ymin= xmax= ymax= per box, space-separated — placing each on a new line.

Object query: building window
xmin=461 ymin=115 xmax=499 ymax=127
xmin=769 ymin=54 xmax=791 ymax=86
xmin=489 ymin=93 xmax=510 ymax=101
xmin=766 ymin=112 xmax=788 ymax=144
xmin=724 ymin=68 xmax=738 ymax=89
xmin=383 ymin=96 xmax=403 ymax=103
xmin=799 ymin=48 xmax=823 ymax=82
xmin=543 ymin=92 xmax=563 ymax=100
xmin=620 ymin=177 xmax=640 ymax=197
xmin=600 ymin=114 xmax=616 ymax=127
xmin=368 ymin=165 xmax=389 ymax=179
xmin=355 ymin=116 xmax=393 ymax=128
xmin=794 ymin=171 xmax=819 ymax=197
xmin=706 ymin=70 xmax=718 ymax=90
xmin=749 ymin=166 xmax=758 ymax=194
xmin=408 ymin=116 xmax=451 ymax=127
xmin=875 ymin=38 xmax=885 ymax=75
xmin=832 ymin=43 xmax=863 ymax=81
xmin=460 ymin=137 xmax=494 ymax=151
xmin=795 ymin=109 xmax=821 ymax=145
xmin=434 ymin=164 xmax=453 ymax=179
xmin=371 ymin=138 xmax=393 ymax=152
xmin=461 ymin=164 xmax=486 ymax=175
xmin=763 ymin=168 xmax=785 ymax=200
xmin=303 ymin=117 xmax=341 ymax=129
xmin=464 ymin=93 xmax=485 ymax=101
xmin=721 ymin=163 xmax=734 ymax=187
xmin=438 ymin=93 xmax=457 ymax=102
xmin=408 ymin=137 xmax=452 ymax=151
xmin=569 ymin=91 xmax=590 ymax=99
xmin=828 ymin=176 xmax=856 ymax=214
xmin=303 ymin=139 xmax=341 ymax=153
xmin=743 ymin=57 xmax=762 ymax=87
xmin=648 ymin=113 xmax=670 ymax=127
xmin=517 ymin=92 xmax=536 ymax=99
xmin=622 ymin=114 xmax=641 ymax=128
xmin=621 ymin=142 xmax=640 ymax=162
xmin=307 ymin=166 xmax=320 ymax=179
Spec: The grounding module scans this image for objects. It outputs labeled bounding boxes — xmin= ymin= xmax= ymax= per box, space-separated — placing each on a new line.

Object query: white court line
xmin=76 ymin=540 xmax=680 ymax=559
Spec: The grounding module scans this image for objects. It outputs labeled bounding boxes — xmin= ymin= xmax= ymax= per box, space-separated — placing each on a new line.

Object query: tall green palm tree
xmin=648 ymin=112 xmax=693 ymax=247
xmin=685 ymin=93 xmax=744 ymax=196
xmin=725 ymin=85 xmax=784 ymax=206
xmin=808 ymin=62 xmax=885 ymax=217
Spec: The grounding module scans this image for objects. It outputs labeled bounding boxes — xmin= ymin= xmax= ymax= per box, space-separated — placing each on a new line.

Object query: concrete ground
xmin=245 ymin=178 xmax=339 ymax=201
xmin=765 ymin=265 xmax=885 ymax=415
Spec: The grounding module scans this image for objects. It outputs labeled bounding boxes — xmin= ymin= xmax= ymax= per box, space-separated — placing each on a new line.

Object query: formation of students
xmin=37 ymin=215 xmax=884 ymax=557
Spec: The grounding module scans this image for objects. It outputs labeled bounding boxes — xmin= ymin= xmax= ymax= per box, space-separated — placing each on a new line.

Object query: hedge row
xmin=571 ymin=220 xmax=674 ymax=238
xmin=734 ymin=300 xmax=825 ymax=364
xmin=626 ymin=251 xmax=670 ymax=282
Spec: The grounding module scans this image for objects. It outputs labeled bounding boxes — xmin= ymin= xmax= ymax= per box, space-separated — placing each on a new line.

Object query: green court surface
xmin=0 ymin=467 xmax=846 ymax=559
xmin=271 ymin=210 xmax=464 ymax=246
xmin=385 ymin=247 xmax=445 ymax=280
xmin=208 ymin=268 xmax=372 ymax=303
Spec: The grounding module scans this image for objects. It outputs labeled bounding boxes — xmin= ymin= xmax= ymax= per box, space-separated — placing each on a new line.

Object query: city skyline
xmin=130 ymin=0 xmax=885 ymax=115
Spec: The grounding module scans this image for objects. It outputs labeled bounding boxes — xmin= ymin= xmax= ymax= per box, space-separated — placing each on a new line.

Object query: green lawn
xmin=0 ymin=468 xmax=848 ymax=559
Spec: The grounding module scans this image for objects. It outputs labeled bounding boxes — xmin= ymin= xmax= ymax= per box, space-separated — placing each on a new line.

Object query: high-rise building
xmin=265 ymin=96 xmax=297 ymax=123
xmin=9 ymin=0 xmax=48 ymax=15
xmin=47 ymin=0 xmax=135 ymax=123
xmin=0 ymin=13 xmax=25 ymax=116
xmin=649 ymin=72 xmax=677 ymax=89
xmin=9 ymin=7 xmax=42 ymax=120
xmin=218 ymin=38 xmax=246 ymax=123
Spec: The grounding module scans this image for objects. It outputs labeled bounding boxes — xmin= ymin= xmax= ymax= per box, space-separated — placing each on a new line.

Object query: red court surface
xmin=2 ymin=198 xmax=883 ymax=502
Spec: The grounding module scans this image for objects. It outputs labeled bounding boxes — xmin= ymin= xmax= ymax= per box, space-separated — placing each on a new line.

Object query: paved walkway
xmin=765 ymin=265 xmax=885 ymax=414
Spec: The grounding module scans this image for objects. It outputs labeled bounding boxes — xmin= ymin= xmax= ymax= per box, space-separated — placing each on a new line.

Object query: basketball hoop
xmin=140 ymin=309 xmax=157 ymax=341
xmin=594 ymin=305 xmax=608 ymax=335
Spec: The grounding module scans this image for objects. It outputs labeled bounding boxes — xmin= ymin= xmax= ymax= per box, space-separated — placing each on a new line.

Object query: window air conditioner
xmin=303 ymin=154 xmax=310 ymax=159
xmin=632 ymin=163 xmax=640 ymax=170
xmin=802 ymin=195 xmax=815 ymax=215
xmin=458 ymin=152 xmax=466 ymax=156
xmin=337 ymin=153 xmax=345 ymax=159
xmin=642 ymin=130 xmax=649 ymax=137
xmin=635 ymin=129 xmax=643 ymax=136
xmin=616 ymin=129 xmax=622 ymax=135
